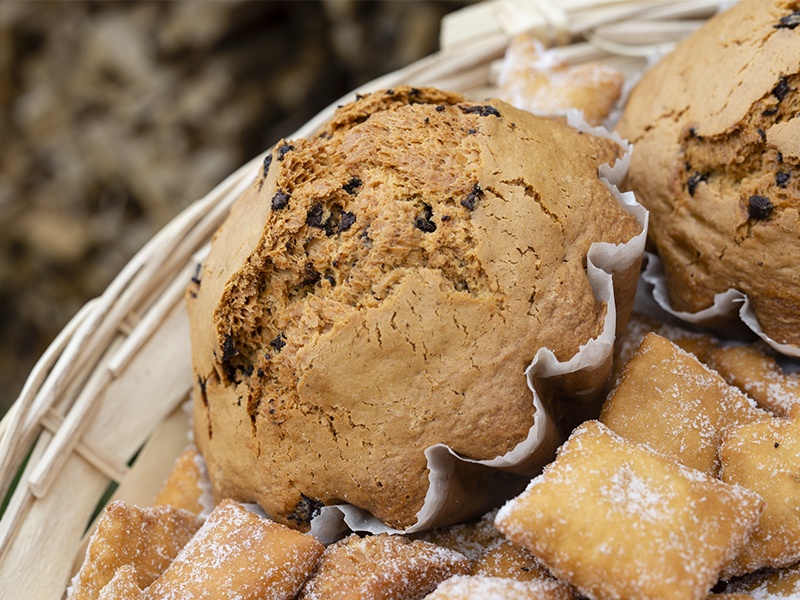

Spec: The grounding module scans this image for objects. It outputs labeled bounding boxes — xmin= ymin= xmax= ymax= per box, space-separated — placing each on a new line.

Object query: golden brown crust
xmin=67 ymin=501 xmax=203 ymax=600
xmin=96 ymin=566 xmax=143 ymax=600
xmin=498 ymin=35 xmax=624 ymax=127
xmin=188 ymin=86 xmax=640 ymax=530
xmin=617 ymin=0 xmax=800 ymax=346
xmin=707 ymin=344 xmax=800 ymax=417
xmin=424 ymin=575 xmax=575 ymax=600
xmin=298 ymin=533 xmax=470 ymax=600
xmin=719 ymin=407 xmax=800 ymax=577
xmin=471 ymin=540 xmax=552 ymax=582
xmin=601 ymin=333 xmax=768 ymax=476
xmin=496 ymin=421 xmax=764 ymax=600
xmin=147 ymin=499 xmax=324 ymax=600
xmin=153 ymin=445 xmax=209 ymax=516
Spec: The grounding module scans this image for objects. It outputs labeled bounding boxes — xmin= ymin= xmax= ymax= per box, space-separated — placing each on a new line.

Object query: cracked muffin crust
xmin=187 ymin=86 xmax=641 ymax=531
xmin=617 ymin=0 xmax=800 ymax=346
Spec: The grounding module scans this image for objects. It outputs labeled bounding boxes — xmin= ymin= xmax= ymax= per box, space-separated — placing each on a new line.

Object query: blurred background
xmin=0 ymin=0 xmax=476 ymax=417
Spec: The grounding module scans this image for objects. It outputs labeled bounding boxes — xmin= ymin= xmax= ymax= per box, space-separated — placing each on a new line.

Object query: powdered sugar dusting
xmin=600 ymin=464 xmax=676 ymax=525
xmin=146 ymin=499 xmax=323 ymax=600
xmin=299 ymin=533 xmax=469 ymax=600
xmin=427 ymin=574 xmax=572 ymax=600
xmin=495 ymin=421 xmax=764 ymax=600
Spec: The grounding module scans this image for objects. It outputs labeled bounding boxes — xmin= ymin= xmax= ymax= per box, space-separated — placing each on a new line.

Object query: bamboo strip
xmin=0 ymin=430 xmax=54 ymax=557
xmin=0 ymin=300 xmax=98 ymax=501
xmin=27 ymin=345 xmax=119 ymax=498
xmin=40 ymin=410 xmax=128 ymax=484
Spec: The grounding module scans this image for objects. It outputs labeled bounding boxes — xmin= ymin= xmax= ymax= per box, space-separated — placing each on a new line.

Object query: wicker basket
xmin=0 ymin=1 xmax=722 ymax=598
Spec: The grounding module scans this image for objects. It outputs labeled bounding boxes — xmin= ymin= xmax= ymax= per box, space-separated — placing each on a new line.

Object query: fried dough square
xmin=600 ymin=332 xmax=766 ymax=475
xmin=614 ymin=312 xmax=718 ymax=376
xmin=498 ymin=34 xmax=623 ymax=126
xmin=67 ymin=500 xmax=203 ymax=600
xmin=471 ymin=539 xmax=552 ymax=582
xmin=423 ymin=575 xmax=575 ymax=600
xmin=153 ymin=445 xmax=211 ymax=516
xmin=719 ymin=405 xmax=800 ymax=577
xmin=707 ymin=344 xmax=800 ymax=418
xmin=410 ymin=509 xmax=504 ymax=563
xmin=297 ymin=533 xmax=470 ymax=600
xmin=147 ymin=499 xmax=323 ymax=600
xmin=96 ymin=566 xmax=144 ymax=600
xmin=495 ymin=421 xmax=764 ymax=600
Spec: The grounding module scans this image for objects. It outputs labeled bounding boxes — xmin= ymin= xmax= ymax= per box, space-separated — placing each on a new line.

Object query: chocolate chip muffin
xmin=617 ymin=0 xmax=800 ymax=346
xmin=187 ymin=87 xmax=641 ymax=531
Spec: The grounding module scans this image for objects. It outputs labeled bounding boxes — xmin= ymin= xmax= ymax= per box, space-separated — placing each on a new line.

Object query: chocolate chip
xmin=688 ymin=172 xmax=708 ymax=196
xmin=461 ymin=182 xmax=482 ymax=210
xmin=460 ymin=104 xmax=501 ymax=118
xmin=191 ymin=262 xmax=202 ymax=286
xmin=441 ymin=215 xmax=451 ymax=222
xmin=256 ymin=368 xmax=265 ymax=378
xmin=775 ymin=11 xmax=800 ymax=29
xmin=762 ymin=107 xmax=779 ymax=117
xmin=324 ymin=272 xmax=336 ymax=287
xmin=271 ymin=189 xmax=290 ymax=210
xmin=343 ymin=176 xmax=362 ymax=195
xmin=276 ymin=143 xmax=295 ymax=161
xmin=197 ymin=376 xmax=208 ymax=406
xmin=306 ymin=203 xmax=326 ymax=229
xmin=757 ymin=128 xmax=766 ymax=140
xmin=262 ymin=153 xmax=273 ymax=178
xmin=467 ymin=128 xmax=477 ymax=135
xmin=773 ymin=77 xmax=792 ymax=103
xmin=748 ymin=195 xmax=774 ymax=220
xmin=775 ymin=442 xmax=781 ymax=448
xmin=435 ymin=105 xmax=446 ymax=112
xmin=301 ymin=262 xmax=320 ymax=286
xmin=414 ymin=203 xmax=437 ymax=233
xmin=776 ymin=171 xmax=791 ymax=188
xmin=287 ymin=494 xmax=324 ymax=525
xmin=338 ymin=211 xmax=356 ymax=232
xmin=269 ymin=333 xmax=286 ymax=353
xmin=222 ymin=335 xmax=239 ymax=362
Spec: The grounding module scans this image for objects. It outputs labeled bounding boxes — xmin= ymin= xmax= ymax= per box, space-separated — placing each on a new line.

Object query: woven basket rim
xmin=0 ymin=2 xmax=723 ymax=598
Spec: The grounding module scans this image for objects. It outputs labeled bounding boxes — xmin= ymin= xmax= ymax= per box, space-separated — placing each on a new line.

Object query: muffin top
xmin=617 ymin=0 xmax=800 ymax=346
xmin=188 ymin=86 xmax=641 ymax=530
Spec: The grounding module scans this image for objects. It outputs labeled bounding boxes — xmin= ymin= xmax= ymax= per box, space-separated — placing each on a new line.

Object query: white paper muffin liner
xmin=303 ymin=112 xmax=649 ymax=542
xmin=641 ymin=252 xmax=800 ymax=360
